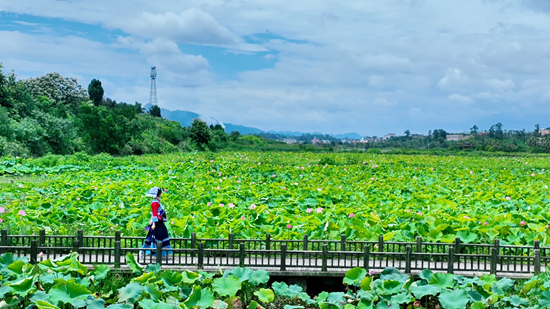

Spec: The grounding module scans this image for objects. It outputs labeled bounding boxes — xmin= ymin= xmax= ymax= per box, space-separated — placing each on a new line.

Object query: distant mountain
xmin=143 ymin=104 xmax=363 ymax=139
xmin=224 ymin=123 xmax=264 ymax=135
xmin=331 ymin=132 xmax=363 ymax=139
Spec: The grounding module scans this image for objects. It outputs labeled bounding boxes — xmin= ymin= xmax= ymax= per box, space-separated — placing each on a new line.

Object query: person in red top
xmin=140 ymin=187 xmax=172 ymax=258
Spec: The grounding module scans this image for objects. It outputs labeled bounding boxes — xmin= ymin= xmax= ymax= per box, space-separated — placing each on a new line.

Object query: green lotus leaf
xmin=249 ymin=269 xmax=270 ymax=286
xmin=145 ymin=264 xmax=161 ymax=273
xmin=144 ymin=283 xmax=162 ymax=301
xmin=343 ymin=267 xmax=367 ymax=286
xmin=390 ymin=292 xmax=412 ymax=304
xmin=7 ymin=260 xmax=25 ymax=275
xmin=212 ymin=276 xmax=241 ymax=297
xmin=135 ymin=271 xmax=155 ymax=284
xmin=254 ymin=288 xmax=274 ymax=303
xmin=92 ymin=265 xmax=110 ymax=282
xmin=469 ymin=302 xmax=485 ymax=309
xmin=456 ymin=230 xmax=477 ymax=243
xmin=161 ymin=270 xmax=183 ymax=286
xmin=418 ymin=269 xmax=433 ymax=283
xmin=48 ymin=281 xmax=90 ymax=306
xmin=224 ymin=267 xmax=252 ymax=283
xmin=125 ymin=253 xmax=143 ymax=274
xmin=503 ymin=295 xmax=529 ymax=307
xmin=271 ymin=281 xmax=289 ymax=296
xmin=86 ymin=298 xmax=106 ymax=309
xmin=182 ymin=270 xmax=201 ymax=284
xmin=429 ymin=273 xmax=455 ymax=289
xmin=184 ymin=286 xmax=215 ymax=309
xmin=288 ymin=284 xmax=303 ymax=298
xmin=376 ymin=280 xmax=403 ymax=296
xmin=9 ymin=277 xmax=36 ymax=297
xmin=117 ymin=282 xmax=144 ymax=303
xmin=35 ymin=300 xmax=60 ymax=309
xmin=539 ymin=290 xmax=550 ymax=308
xmin=439 ymin=290 xmax=470 ymax=309
xmin=410 ymin=284 xmax=441 ymax=299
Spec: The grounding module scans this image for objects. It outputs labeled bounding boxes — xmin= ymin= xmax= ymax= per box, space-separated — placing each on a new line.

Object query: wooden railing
xmin=0 ymin=229 xmax=547 ymax=276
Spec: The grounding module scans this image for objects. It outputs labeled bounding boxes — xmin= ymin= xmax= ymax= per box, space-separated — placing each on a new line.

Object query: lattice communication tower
xmin=149 ymin=66 xmax=158 ymax=106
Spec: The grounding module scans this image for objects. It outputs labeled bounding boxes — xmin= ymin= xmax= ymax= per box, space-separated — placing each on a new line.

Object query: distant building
xmin=540 ymin=128 xmax=550 ymax=136
xmin=312 ymin=137 xmax=320 ymax=144
xmin=446 ymin=134 xmax=464 ymax=142
xmin=411 ymin=134 xmax=425 ymax=138
xmin=383 ymin=133 xmax=396 ymax=140
xmin=359 ymin=137 xmax=369 ymax=143
xmin=283 ymin=139 xmax=297 ymax=144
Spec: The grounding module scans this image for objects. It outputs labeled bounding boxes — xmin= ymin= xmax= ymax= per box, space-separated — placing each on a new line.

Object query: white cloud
xmin=373 ymin=98 xmax=396 ymax=106
xmin=486 ymin=78 xmax=515 ymax=92
xmin=438 ymin=68 xmax=469 ymax=90
xmin=448 ymin=94 xmax=474 ymax=104
xmin=106 ymin=9 xmax=236 ymax=45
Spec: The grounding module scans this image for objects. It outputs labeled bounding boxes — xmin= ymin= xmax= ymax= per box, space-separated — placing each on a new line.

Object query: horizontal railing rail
xmin=0 ymin=229 xmax=546 ymax=276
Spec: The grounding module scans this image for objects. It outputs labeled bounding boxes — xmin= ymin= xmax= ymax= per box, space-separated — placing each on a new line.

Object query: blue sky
xmin=1 ymin=1 xmax=550 ymax=136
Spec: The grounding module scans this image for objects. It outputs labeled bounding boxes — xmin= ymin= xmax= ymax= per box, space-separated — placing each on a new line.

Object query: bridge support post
xmin=363 ymin=245 xmax=370 ymax=272
xmin=114 ymin=241 xmax=121 ymax=268
xmin=1 ymin=229 xmax=7 ymax=254
xmin=39 ymin=230 xmax=46 ymax=246
xmin=280 ymin=244 xmax=287 ymax=271
xmin=322 ymin=244 xmax=328 ymax=272
xmin=405 ymin=246 xmax=411 ymax=274
xmin=378 ymin=235 xmax=384 ymax=252
xmin=72 ymin=240 xmax=80 ymax=254
xmin=340 ymin=234 xmax=346 ymax=251
xmin=303 ymin=234 xmax=308 ymax=251
xmin=198 ymin=242 xmax=204 ymax=269
xmin=454 ymin=237 xmax=461 ymax=254
xmin=156 ymin=240 xmax=163 ymax=265
xmin=30 ymin=240 xmax=37 ymax=264
xmin=535 ymin=249 xmax=541 ymax=275
xmin=266 ymin=233 xmax=271 ymax=263
xmin=490 ymin=247 xmax=497 ymax=275
xmin=77 ymin=230 xmax=84 ymax=248
xmin=448 ymin=247 xmax=454 ymax=274
xmin=239 ymin=243 xmax=245 ymax=267
xmin=416 ymin=236 xmax=422 ymax=253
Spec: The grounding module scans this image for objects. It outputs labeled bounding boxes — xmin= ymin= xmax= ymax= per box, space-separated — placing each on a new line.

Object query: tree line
xmin=0 ymin=65 xmax=262 ymax=157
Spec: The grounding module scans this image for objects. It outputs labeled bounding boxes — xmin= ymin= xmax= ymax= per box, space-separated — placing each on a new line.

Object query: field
xmin=1 ymin=152 xmax=550 ymax=245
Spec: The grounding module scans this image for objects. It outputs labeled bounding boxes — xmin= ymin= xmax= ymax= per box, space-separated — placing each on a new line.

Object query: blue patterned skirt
xmin=141 ymin=221 xmax=173 ymax=256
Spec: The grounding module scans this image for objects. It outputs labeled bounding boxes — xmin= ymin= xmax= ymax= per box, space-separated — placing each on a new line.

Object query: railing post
xmin=534 ymin=240 xmax=540 ymax=250
xmin=114 ymin=241 xmax=121 ymax=268
xmin=280 ymin=244 xmax=287 ymax=271
xmin=266 ymin=233 xmax=271 ymax=262
xmin=77 ymin=229 xmax=84 ymax=248
xmin=340 ymin=234 xmax=346 ymax=251
xmin=228 ymin=233 xmax=234 ymax=250
xmin=535 ymin=249 xmax=541 ymax=275
xmin=239 ymin=243 xmax=245 ymax=267
xmin=191 ymin=232 xmax=196 ymax=258
xmin=405 ymin=246 xmax=411 ymax=274
xmin=454 ymin=237 xmax=461 ymax=253
xmin=303 ymin=234 xmax=309 ymax=251
xmin=378 ymin=235 xmax=384 ymax=252
xmin=72 ymin=240 xmax=80 ymax=254
xmin=416 ymin=236 xmax=422 ymax=253
xmin=1 ymin=229 xmax=7 ymax=253
xmin=39 ymin=229 xmax=46 ymax=246
xmin=490 ymin=247 xmax=498 ymax=275
xmin=322 ymin=244 xmax=328 ymax=272
xmin=30 ymin=240 xmax=38 ymax=264
xmin=156 ymin=240 xmax=163 ymax=265
xmin=363 ymin=245 xmax=370 ymax=272
xmin=115 ymin=230 xmax=121 ymax=243
xmin=198 ymin=242 xmax=204 ymax=269
xmin=448 ymin=247 xmax=454 ymax=274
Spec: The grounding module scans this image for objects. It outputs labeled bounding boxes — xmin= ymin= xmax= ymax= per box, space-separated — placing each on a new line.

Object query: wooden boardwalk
xmin=33 ymin=253 xmax=544 ymax=279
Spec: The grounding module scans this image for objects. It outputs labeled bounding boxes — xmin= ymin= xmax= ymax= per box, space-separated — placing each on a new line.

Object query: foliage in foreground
xmin=1 ymin=252 xmax=550 ymax=308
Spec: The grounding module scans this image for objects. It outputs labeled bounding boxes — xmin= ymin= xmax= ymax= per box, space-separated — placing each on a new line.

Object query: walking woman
xmin=140 ymin=186 xmax=173 ymax=257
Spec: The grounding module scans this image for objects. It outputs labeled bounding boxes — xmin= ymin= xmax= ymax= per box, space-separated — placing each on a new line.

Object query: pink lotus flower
xmin=369 ymin=270 xmax=375 ymax=275
xmin=237 ymin=180 xmax=241 ymax=183
xmin=217 ymin=186 xmax=221 ymax=190
xmin=316 ymin=208 xmax=323 ymax=213
xmin=0 ymin=218 xmax=2 ymax=223
xmin=38 ymin=251 xmax=44 ymax=257
xmin=301 ymin=166 xmax=304 ymax=170
xmin=520 ymin=221 xmax=526 ymax=226
xmin=210 ymin=160 xmax=213 ymax=162
xmin=344 ymin=168 xmax=347 ymax=171
xmin=286 ymin=224 xmax=292 ymax=229
xmin=306 ymin=208 xmax=312 ymax=213
xmin=532 ymin=173 xmax=536 ymax=177
xmin=94 ymin=187 xmax=98 ymax=190
xmin=339 ymin=186 xmax=342 ymax=189
xmin=484 ymin=222 xmax=488 ymax=226
xmin=283 ymin=187 xmax=287 ymax=190
xmin=219 ymin=203 xmax=224 ymax=207
xmin=76 ymin=198 xmax=80 ymax=201
xmin=349 ymin=213 xmax=355 ymax=218
xmin=250 ymin=204 xmax=256 ymax=210
xmin=229 ymin=203 xmax=234 ymax=208
xmin=0 ymin=207 xmax=5 ymax=214
xmin=295 ymin=183 xmax=298 ymax=186
xmin=272 ymin=175 xmax=276 ymax=177
xmin=18 ymin=210 xmax=26 ymax=216
xmin=506 ymin=196 xmax=511 ymax=200
xmin=464 ymin=216 xmax=470 ymax=219
xmin=207 ymin=202 xmax=211 ymax=206
xmin=258 ymin=162 xmax=261 ymax=165
xmin=266 ymin=210 xmax=270 ymax=214
xmin=241 ymin=216 xmax=245 ymax=220
xmin=194 ymin=185 xmax=197 ymax=188
xmin=317 ymin=188 xmax=322 ymax=191
xmin=470 ymin=171 xmax=473 ymax=175
xmin=371 ymin=178 xmax=374 ymax=181
xmin=405 ymin=210 xmax=411 ymax=213
xmin=417 ymin=212 xmax=422 ymax=215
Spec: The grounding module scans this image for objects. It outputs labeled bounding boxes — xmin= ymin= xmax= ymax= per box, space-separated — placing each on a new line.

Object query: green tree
xmin=148 ymin=105 xmax=162 ymax=118
xmin=489 ymin=123 xmax=504 ymax=140
xmin=87 ymin=79 xmax=104 ymax=106
xmin=470 ymin=125 xmax=478 ymax=134
xmin=189 ymin=118 xmax=211 ymax=150
xmin=230 ymin=131 xmax=241 ymax=141
xmin=534 ymin=124 xmax=541 ymax=137
xmin=404 ymin=129 xmax=410 ymax=138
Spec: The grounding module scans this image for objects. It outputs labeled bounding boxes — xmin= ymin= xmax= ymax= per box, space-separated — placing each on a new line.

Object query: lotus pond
xmin=1 ymin=152 xmax=550 ymax=245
